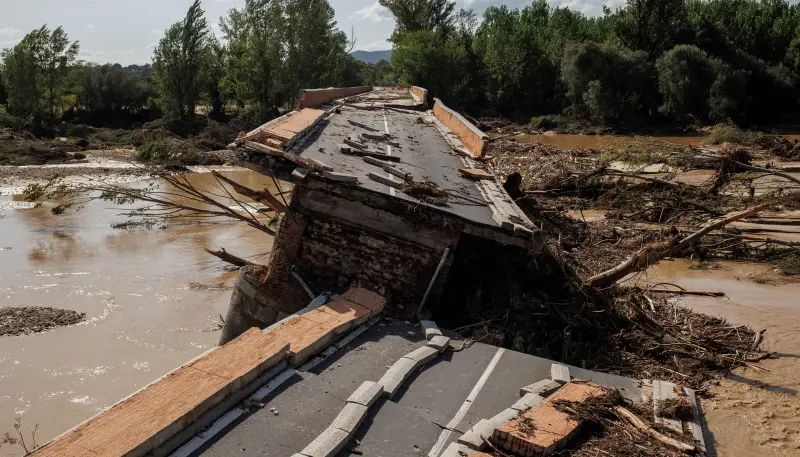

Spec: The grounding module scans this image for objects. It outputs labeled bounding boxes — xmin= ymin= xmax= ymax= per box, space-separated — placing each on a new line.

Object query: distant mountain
xmin=351 ymin=50 xmax=393 ymax=64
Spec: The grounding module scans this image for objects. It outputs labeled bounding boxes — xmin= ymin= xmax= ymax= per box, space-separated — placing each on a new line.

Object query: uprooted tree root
xmin=553 ymin=389 xmax=699 ymax=456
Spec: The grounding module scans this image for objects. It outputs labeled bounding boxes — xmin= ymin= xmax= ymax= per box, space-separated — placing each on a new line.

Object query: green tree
xmin=204 ymin=37 xmax=226 ymax=118
xmin=611 ymin=0 xmax=689 ymax=59
xmin=1 ymin=26 xmax=79 ymax=125
xmin=153 ymin=0 xmax=209 ymax=118
xmin=561 ymin=41 xmax=654 ymax=123
xmin=379 ymin=0 xmax=456 ymax=38
xmin=656 ymin=44 xmax=720 ymax=121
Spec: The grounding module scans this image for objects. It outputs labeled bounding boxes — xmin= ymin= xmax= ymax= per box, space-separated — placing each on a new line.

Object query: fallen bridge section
xmin=29 ymin=289 xmax=385 ymax=457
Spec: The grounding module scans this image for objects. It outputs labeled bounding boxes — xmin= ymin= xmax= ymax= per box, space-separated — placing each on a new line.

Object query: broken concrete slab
xmin=653 ymin=380 xmax=684 ymax=434
xmin=322 ymin=171 xmax=360 ymax=183
xmin=441 ymin=442 xmax=473 ymax=457
xmin=329 ymin=402 xmax=368 ymax=434
xmin=419 ymin=320 xmax=442 ymax=340
xmin=511 ymin=393 xmax=545 ymax=412
xmin=378 ymin=357 xmax=418 ymax=398
xmin=367 ymin=172 xmax=403 ymax=188
xmin=402 ymin=345 xmax=439 ymax=365
xmin=458 ymin=419 xmax=491 ymax=449
xmin=427 ymin=335 xmax=451 ymax=354
xmin=299 ymin=427 xmax=351 ymax=457
xmin=346 ymin=381 xmax=383 ymax=408
xmin=519 ymin=379 xmax=562 ymax=397
xmin=683 ymin=387 xmax=707 ymax=454
xmin=551 ymin=363 xmax=571 ymax=384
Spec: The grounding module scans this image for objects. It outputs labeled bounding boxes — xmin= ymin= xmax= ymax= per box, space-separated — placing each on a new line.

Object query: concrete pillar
xmin=219 ymin=212 xmax=310 ymax=345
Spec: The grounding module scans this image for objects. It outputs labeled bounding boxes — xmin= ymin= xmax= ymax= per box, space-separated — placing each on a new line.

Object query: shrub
xmin=531 ymin=115 xmax=567 ymax=130
xmin=66 ymin=124 xmax=95 ymax=138
xmin=136 ymin=138 xmax=222 ymax=165
xmin=704 ymin=124 xmax=754 ymax=145
xmin=0 ymin=105 xmax=22 ymax=129
xmin=656 ymin=45 xmax=720 ymax=122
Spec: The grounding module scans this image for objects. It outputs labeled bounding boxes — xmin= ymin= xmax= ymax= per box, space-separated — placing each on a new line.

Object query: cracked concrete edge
xmin=519 ymin=379 xmax=562 ymax=397
xmin=262 ymin=294 xmax=330 ymax=334
xmin=427 ymin=335 xmax=451 ymax=354
xmin=165 ymin=318 xmax=381 ymax=457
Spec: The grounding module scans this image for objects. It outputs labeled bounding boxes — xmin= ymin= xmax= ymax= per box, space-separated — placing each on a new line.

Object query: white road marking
xmin=427 ymin=348 xmax=506 ymax=457
xmin=383 ymin=111 xmax=396 ymax=197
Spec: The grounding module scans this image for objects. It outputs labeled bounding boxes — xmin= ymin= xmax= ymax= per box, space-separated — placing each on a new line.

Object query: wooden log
xmin=204 ymin=247 xmax=257 ymax=267
xmin=459 ymin=168 xmax=494 ymax=180
xmin=347 ymin=119 xmax=380 ymax=132
xmin=586 ymin=204 xmax=768 ymax=287
xmin=344 ymin=138 xmax=368 ymax=150
xmin=614 ymin=406 xmax=696 ymax=453
xmin=211 ymin=171 xmax=288 ymax=213
xmin=338 ymin=144 xmax=401 ymax=162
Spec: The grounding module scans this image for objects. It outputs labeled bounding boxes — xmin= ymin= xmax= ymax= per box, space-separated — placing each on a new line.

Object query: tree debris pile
xmin=0 ymin=306 xmax=86 ymax=336
xmin=552 ymin=389 xmax=699 ymax=457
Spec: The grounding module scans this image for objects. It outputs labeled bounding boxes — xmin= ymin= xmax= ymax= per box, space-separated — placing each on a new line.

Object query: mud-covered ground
xmin=0 ymin=307 xmax=86 ymax=336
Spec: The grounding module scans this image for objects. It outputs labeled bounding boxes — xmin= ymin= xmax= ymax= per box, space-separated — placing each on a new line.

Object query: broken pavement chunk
xmin=511 ymin=393 xmax=545 ymax=412
xmin=419 ymin=320 xmax=443 ymax=340
xmin=519 ymin=379 xmax=562 ymax=397
xmin=322 ymin=171 xmax=360 ymax=183
xmin=329 ymin=402 xmax=368 ymax=433
xmin=459 ymin=168 xmax=494 ymax=180
xmin=368 ymin=172 xmax=403 ymax=188
xmin=440 ymin=442 xmax=473 ymax=457
xmin=551 ymin=363 xmax=571 ymax=384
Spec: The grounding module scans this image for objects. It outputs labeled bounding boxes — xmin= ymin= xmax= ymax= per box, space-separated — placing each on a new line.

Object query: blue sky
xmin=0 ymin=0 xmax=620 ymax=65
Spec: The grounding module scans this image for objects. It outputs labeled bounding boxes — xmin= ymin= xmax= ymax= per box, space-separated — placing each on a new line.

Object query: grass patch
xmin=136 ymin=138 xmax=223 ymax=166
xmin=704 ymin=124 xmax=757 ymax=145
xmin=776 ymin=252 xmax=800 ymax=276
xmin=0 ymin=141 xmax=76 ymax=165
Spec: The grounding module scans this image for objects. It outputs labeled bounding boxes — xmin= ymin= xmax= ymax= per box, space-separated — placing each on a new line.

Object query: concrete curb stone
xmin=419 ymin=320 xmax=442 ymax=340
xmin=379 ymin=357 xmax=418 ymax=398
xmin=299 ymin=427 xmax=351 ymax=457
xmin=511 ymin=393 xmax=545 ymax=412
xmin=551 ymin=363 xmax=571 ymax=384
xmin=427 ymin=335 xmax=451 ymax=353
xmin=330 ymin=403 xmax=369 ymax=433
xmin=347 ymin=381 xmax=384 ymax=407
xmin=402 ymin=346 xmax=439 ymax=365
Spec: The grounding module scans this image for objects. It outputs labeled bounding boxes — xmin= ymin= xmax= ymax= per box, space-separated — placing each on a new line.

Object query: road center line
xmin=427 ymin=347 xmax=505 ymax=457
xmin=382 ymin=111 xmax=396 ymax=197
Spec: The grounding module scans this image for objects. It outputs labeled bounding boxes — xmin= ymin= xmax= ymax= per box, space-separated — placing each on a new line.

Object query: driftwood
xmin=648 ymin=288 xmax=726 ymax=297
xmin=604 ymin=170 xmax=686 ymax=189
xmin=587 ymin=204 xmax=767 ymax=287
xmin=614 ymin=406 xmax=696 ymax=453
xmin=698 ymin=154 xmax=800 ymax=187
xmin=211 ymin=171 xmax=288 ymax=213
xmin=204 ymin=247 xmax=256 ymax=267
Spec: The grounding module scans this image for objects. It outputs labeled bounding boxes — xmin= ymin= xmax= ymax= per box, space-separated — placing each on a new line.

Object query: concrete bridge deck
xmin=191 ymin=320 xmax=643 ymax=457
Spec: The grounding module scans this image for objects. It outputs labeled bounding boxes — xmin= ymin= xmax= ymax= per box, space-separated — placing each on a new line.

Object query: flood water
xmin=643 ymin=261 xmax=800 ymax=457
xmin=0 ymin=170 xmax=276 ymax=454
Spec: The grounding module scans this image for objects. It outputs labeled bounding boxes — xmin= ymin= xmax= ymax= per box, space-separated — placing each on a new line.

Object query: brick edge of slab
xmin=31 ymin=291 xmax=385 ymax=457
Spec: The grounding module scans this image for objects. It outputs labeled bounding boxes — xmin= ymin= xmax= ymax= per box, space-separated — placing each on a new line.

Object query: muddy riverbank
xmin=0 ymin=170 xmax=275 ymax=455
xmin=642 ymin=261 xmax=800 ymax=457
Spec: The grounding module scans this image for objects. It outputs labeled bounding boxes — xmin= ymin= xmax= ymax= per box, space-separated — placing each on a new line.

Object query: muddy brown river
xmin=1 ymin=144 xmax=799 ymax=456
xmin=514 ymin=132 xmax=800 ymax=149
xmin=0 ymin=170 xmax=276 ymax=455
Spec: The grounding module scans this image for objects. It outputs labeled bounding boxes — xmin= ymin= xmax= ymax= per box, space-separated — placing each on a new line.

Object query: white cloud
xmin=350 ymin=1 xmax=392 ymax=23
xmin=144 ymin=42 xmax=158 ymax=49
xmin=360 ymin=39 xmax=391 ymax=51
xmin=86 ymin=24 xmax=96 ymax=29
xmin=0 ymin=27 xmax=23 ymax=38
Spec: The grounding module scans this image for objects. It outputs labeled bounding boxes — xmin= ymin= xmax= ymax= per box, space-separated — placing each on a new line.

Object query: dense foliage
xmin=383 ymin=0 xmax=800 ymax=127
xmin=0 ymin=0 xmax=360 ymax=131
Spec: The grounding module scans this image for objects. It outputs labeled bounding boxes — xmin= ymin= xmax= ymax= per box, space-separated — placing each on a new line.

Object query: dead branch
xmin=698 ymin=154 xmax=800 ymax=187
xmin=204 ymin=247 xmax=257 ymax=267
xmin=604 ymin=170 xmax=685 ymax=189
xmin=648 ymin=288 xmax=726 ymax=297
xmin=614 ymin=406 xmax=696 ymax=453
xmin=211 ymin=171 xmax=287 ymax=213
xmin=587 ymin=204 xmax=768 ymax=287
